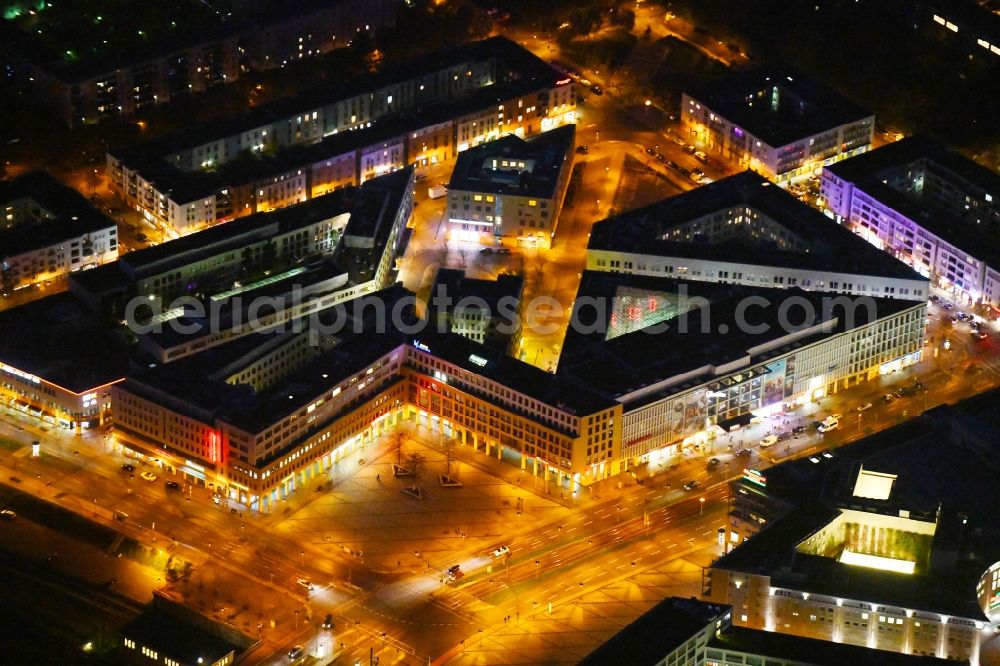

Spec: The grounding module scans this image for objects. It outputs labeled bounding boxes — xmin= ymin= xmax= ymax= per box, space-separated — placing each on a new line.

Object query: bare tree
xmin=390 ymin=431 xmax=406 ymax=467
xmin=443 ymin=438 xmax=457 ymax=479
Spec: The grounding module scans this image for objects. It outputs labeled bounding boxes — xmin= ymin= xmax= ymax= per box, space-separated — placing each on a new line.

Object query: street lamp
xmin=699 ymin=497 xmax=705 ymax=516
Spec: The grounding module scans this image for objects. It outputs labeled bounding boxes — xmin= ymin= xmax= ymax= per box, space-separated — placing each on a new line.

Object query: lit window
xmin=528 ymin=200 xmax=537 ymax=207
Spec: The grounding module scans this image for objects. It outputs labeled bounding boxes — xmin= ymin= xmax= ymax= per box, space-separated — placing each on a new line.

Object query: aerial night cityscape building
xmin=0 ymin=1 xmax=998 ymax=665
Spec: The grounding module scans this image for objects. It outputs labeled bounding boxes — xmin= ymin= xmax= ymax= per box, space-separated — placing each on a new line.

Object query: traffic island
xmin=392 ymin=464 xmax=413 ymax=477
xmin=402 ymin=486 xmax=423 ymax=499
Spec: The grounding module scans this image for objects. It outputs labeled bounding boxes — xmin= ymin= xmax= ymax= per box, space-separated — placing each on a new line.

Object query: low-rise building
xmin=680 ymin=69 xmax=874 ymax=184
xmin=1 ymin=172 xmax=118 ymax=293
xmin=704 ymin=389 xmax=1000 ymax=664
xmin=429 ymin=268 xmax=524 ymax=355
xmin=821 ymin=136 xmax=1000 ymax=307
xmin=581 ymin=596 xmax=950 ymax=666
xmin=446 ymin=124 xmax=575 ymax=248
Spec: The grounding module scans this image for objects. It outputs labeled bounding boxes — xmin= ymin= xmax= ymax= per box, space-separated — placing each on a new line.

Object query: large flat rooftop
xmin=713 ymin=392 xmax=1000 ymax=619
xmin=685 ymin=68 xmax=872 ymax=148
xmin=588 ymin=171 xmax=925 ymax=283
xmin=825 ymin=135 xmax=1000 ymax=267
xmin=447 ymin=124 xmax=576 ymax=199
xmin=0 ymin=171 xmax=115 ymax=256
xmin=558 ymin=271 xmax=920 ymax=407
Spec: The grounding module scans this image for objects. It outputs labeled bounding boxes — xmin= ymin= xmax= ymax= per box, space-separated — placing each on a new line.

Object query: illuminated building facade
xmin=1 ymin=172 xmax=118 ymax=292
xmin=704 ymin=395 xmax=1000 ymax=664
xmin=446 ymin=124 xmax=575 ymax=248
xmin=821 ymin=136 xmax=1000 ymax=307
xmin=680 ymin=69 xmax=873 ymax=185
xmin=106 ymin=37 xmax=576 ymax=235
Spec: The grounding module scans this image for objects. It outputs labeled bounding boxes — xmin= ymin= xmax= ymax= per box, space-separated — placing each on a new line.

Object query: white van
xmin=818 ymin=417 xmax=839 ymax=433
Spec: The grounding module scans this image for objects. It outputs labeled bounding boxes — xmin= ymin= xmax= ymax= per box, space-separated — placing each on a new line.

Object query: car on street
xmin=706 ymin=457 xmax=720 ymax=470
xmin=956 ymin=312 xmax=974 ymax=322
xmin=296 ymin=578 xmax=314 ymax=591
xmin=287 ymin=645 xmax=304 ymax=660
xmin=322 ymin=613 xmax=334 ymax=629
xmin=492 ymin=545 xmax=510 ymax=557
xmin=139 ymin=471 xmax=157 ymax=482
xmin=447 ymin=564 xmax=463 ymax=580
xmin=121 ymin=463 xmax=136 ymax=472
xmin=856 ymin=402 xmax=874 ymax=412
xmin=683 ymin=480 xmax=701 ymax=491
xmin=645 ymin=146 xmax=656 ymax=156
xmin=670 ymin=136 xmax=685 ymax=146
xmin=575 ymin=145 xmax=589 ymax=154
xmin=579 ymin=78 xmax=592 ymax=87
xmin=0 ymin=509 xmax=15 ymax=520
xmin=496 ymin=247 xmax=512 ymax=255
xmin=881 ymin=393 xmax=894 ymax=403
xmin=759 ymin=435 xmax=778 ymax=448
xmin=972 ymin=330 xmax=988 ymax=342
xmin=165 ymin=480 xmax=180 ymax=491
xmin=590 ymin=85 xmax=603 ymax=95
xmin=694 ymin=150 xmax=709 ymax=163
xmin=776 ymin=431 xmax=793 ymax=442
xmin=655 ymin=153 xmax=667 ymax=163
xmin=791 ymin=425 xmax=807 ymax=435
xmin=479 ymin=247 xmax=494 ymax=255
xmin=682 ymin=145 xmax=696 ymax=155
xmin=735 ymin=448 xmax=751 ymax=457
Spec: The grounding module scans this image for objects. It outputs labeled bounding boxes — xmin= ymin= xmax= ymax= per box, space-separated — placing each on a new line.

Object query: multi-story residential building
xmin=680 ymin=69 xmax=874 ymax=185
xmin=107 ymin=169 xmax=929 ymax=507
xmin=922 ymin=0 xmax=1000 ymax=59
xmin=821 ymin=136 xmax=1000 ymax=308
xmin=703 ymin=388 xmax=1000 ymax=665
xmin=580 ymin=596 xmax=949 ymax=666
xmin=244 ymin=0 xmax=400 ymax=69
xmin=106 ymin=37 xmax=576 ymax=235
xmin=570 ymin=171 xmax=928 ymax=467
xmin=0 ymin=0 xmax=401 ymax=126
xmin=586 ymin=172 xmax=929 ymax=303
xmin=1 ymin=172 xmax=118 ymax=292
xmin=112 ymin=288 xmax=621 ymax=508
xmin=446 ymin=124 xmax=576 ymax=248
xmin=0 ymin=169 xmax=411 ymax=430
xmin=429 ymin=268 xmax=524 ymax=355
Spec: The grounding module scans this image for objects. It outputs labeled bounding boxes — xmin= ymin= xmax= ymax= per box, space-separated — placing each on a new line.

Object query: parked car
xmin=496 ymin=248 xmax=512 ymax=255
xmin=759 ymin=435 xmax=778 ymax=448
xmin=492 ymin=545 xmax=510 ymax=558
xmin=590 ymin=85 xmax=603 ymax=95
xmin=287 ymin=645 xmax=304 ymax=660
xmin=776 ymin=431 xmax=793 ymax=442
xmin=139 ymin=471 xmax=157 ymax=482
xmin=856 ymin=402 xmax=874 ymax=412
xmin=682 ymin=145 xmax=696 ymax=155
xmin=296 ymin=578 xmax=314 ymax=591
xmin=791 ymin=425 xmax=807 ymax=435
xmin=575 ymin=145 xmax=589 ymax=154
xmin=121 ymin=463 xmax=136 ymax=472
xmin=881 ymin=393 xmax=894 ymax=403
xmin=165 ymin=480 xmax=180 ymax=491
xmin=706 ymin=457 xmax=720 ymax=470
xmin=683 ymin=480 xmax=701 ymax=491
xmin=972 ymin=330 xmax=988 ymax=342
xmin=0 ymin=509 xmax=15 ymax=520
xmin=479 ymin=247 xmax=494 ymax=255
xmin=735 ymin=448 xmax=751 ymax=457
xmin=656 ymin=153 xmax=667 ymax=163
xmin=645 ymin=147 xmax=657 ymax=156
xmin=694 ymin=150 xmax=709 ymax=163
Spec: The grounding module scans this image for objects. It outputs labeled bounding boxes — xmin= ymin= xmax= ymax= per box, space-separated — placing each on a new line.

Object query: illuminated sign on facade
xmin=469 ymin=354 xmax=488 ymax=367
xmin=743 ymin=469 xmax=767 ymax=487
xmin=412 ymin=340 xmax=431 ymax=353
